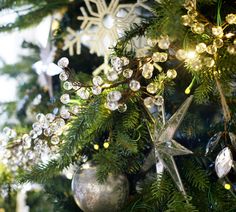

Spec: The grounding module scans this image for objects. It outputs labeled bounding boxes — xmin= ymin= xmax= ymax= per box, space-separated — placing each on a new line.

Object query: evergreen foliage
xmin=1 ymin=0 xmax=236 ymax=211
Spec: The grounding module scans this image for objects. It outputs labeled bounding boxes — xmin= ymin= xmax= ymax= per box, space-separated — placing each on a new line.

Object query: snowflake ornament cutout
xmin=63 ymin=0 xmax=153 ymax=57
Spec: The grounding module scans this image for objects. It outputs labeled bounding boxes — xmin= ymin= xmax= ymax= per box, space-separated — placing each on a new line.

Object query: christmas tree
xmin=1 ymin=0 xmax=236 ymax=211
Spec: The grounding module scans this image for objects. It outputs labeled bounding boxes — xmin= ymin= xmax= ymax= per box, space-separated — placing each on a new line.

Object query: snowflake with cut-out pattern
xmin=63 ymin=0 xmax=152 ymax=57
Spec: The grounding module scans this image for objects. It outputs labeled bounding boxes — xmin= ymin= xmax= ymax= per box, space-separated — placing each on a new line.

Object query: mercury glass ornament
xmin=212 ymin=26 xmax=224 ymax=37
xmin=59 ymin=71 xmax=69 ymax=81
xmin=144 ymin=97 xmax=154 ymax=108
xmin=60 ymin=94 xmax=70 ymax=104
xmin=63 ymin=81 xmax=73 ymax=90
xmin=107 ymin=91 xmax=122 ymax=102
xmin=158 ymin=35 xmax=170 ymax=49
xmin=57 ymin=57 xmax=69 ymax=68
xmin=146 ymin=83 xmax=158 ymax=94
xmin=175 ymin=49 xmax=187 ymax=61
xmin=196 ymin=43 xmax=207 ymax=53
xmin=92 ymin=86 xmax=102 ymax=95
xmin=206 ymin=45 xmax=217 ymax=55
xmin=215 ymin=147 xmax=233 ymax=178
xmin=106 ymin=70 xmax=118 ymax=81
xmin=51 ymin=135 xmax=60 ymax=145
xmin=129 ymin=80 xmax=140 ymax=91
xmin=226 ymin=14 xmax=236 ymax=24
xmin=92 ymin=76 xmax=103 ymax=86
xmin=76 ymin=88 xmax=90 ymax=100
xmin=154 ymin=95 xmax=164 ymax=106
xmin=203 ymin=57 xmax=215 ymax=68
xmin=213 ymin=39 xmax=224 ymax=48
xmin=191 ymin=23 xmax=204 ymax=34
xmin=227 ymin=45 xmax=236 ymax=54
xmin=166 ymin=69 xmax=177 ymax=79
xmin=118 ymin=103 xmax=127 ymax=113
xmin=71 ymin=162 xmax=129 ymax=212
xmin=106 ymin=101 xmax=118 ymax=111
xmin=123 ymin=69 xmax=133 ymax=78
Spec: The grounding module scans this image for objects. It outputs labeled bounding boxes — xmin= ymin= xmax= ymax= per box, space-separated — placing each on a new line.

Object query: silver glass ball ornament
xmin=71 ymin=162 xmax=129 ymax=212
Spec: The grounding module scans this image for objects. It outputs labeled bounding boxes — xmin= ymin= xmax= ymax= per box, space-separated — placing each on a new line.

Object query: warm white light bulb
xmin=186 ymin=51 xmax=197 ymax=59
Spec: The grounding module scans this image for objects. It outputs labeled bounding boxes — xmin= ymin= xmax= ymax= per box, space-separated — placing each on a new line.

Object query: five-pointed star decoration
xmin=150 ymin=95 xmax=194 ymax=195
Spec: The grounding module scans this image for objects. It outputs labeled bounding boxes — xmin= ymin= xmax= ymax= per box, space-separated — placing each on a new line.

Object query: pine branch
xmin=0 ymin=0 xmax=70 ymax=32
xmin=151 ymin=173 xmax=175 ymax=208
xmin=165 ymin=191 xmax=198 ymax=212
xmin=182 ymin=160 xmax=209 ymax=191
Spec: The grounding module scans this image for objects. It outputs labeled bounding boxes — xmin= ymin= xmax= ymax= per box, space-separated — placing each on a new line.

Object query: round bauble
xmin=71 ymin=162 xmax=129 ymax=212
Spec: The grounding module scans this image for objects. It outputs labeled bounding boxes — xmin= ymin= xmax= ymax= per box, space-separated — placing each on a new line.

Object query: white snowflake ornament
xmin=63 ymin=0 xmax=152 ymax=57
